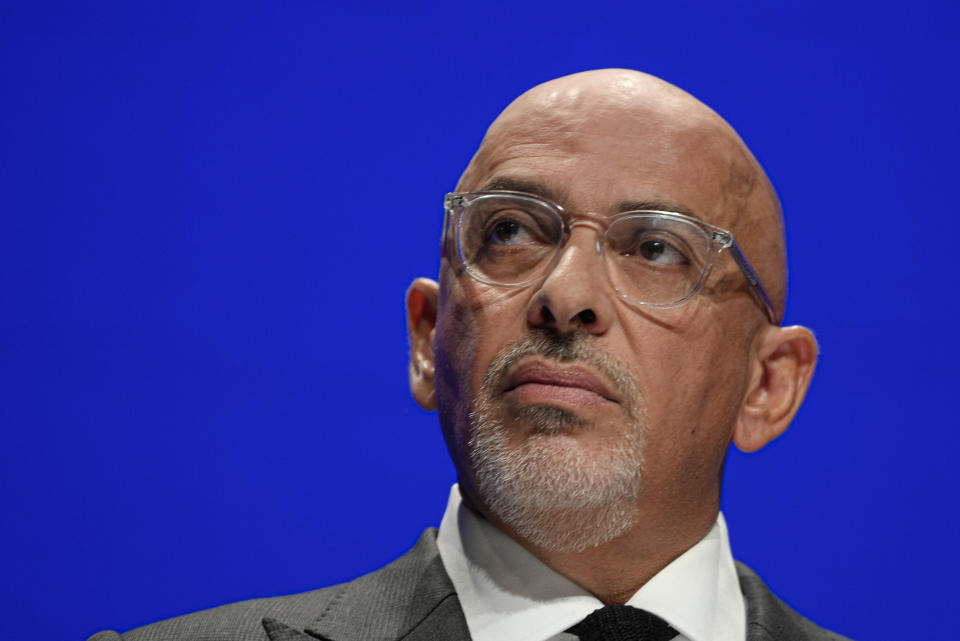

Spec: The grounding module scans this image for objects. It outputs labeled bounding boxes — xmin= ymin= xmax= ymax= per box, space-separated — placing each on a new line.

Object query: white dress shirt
xmin=436 ymin=484 xmax=746 ymax=641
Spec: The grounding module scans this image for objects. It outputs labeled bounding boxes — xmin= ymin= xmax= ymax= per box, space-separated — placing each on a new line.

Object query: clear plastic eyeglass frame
xmin=444 ymin=190 xmax=778 ymax=325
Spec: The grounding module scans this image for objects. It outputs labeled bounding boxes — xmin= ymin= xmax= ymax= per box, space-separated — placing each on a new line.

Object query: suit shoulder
xmin=87 ymin=529 xmax=443 ymax=641
xmin=87 ymin=582 xmax=345 ymax=641
xmin=735 ymin=561 xmax=855 ymax=641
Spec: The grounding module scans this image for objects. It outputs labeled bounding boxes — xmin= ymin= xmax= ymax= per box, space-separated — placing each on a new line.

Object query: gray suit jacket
xmin=88 ymin=529 xmax=852 ymax=641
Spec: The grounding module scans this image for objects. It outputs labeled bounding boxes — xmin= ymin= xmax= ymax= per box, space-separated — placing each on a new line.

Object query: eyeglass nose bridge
xmin=566 ymin=213 xmax=608 ymax=256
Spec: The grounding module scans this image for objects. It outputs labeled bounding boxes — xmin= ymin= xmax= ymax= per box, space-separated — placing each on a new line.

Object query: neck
xmin=466 ymin=490 xmax=721 ymax=604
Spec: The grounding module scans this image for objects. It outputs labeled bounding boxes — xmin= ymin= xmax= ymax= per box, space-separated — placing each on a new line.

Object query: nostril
xmin=578 ymin=309 xmax=596 ymax=325
xmin=541 ymin=306 xmax=556 ymax=324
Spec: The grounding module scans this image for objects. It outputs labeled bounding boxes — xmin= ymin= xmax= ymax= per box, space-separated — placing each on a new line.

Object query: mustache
xmin=480 ymin=331 xmax=639 ymax=412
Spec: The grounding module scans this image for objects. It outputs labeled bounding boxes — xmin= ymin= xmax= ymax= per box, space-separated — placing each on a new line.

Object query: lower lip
xmin=509 ymin=383 xmax=610 ymax=407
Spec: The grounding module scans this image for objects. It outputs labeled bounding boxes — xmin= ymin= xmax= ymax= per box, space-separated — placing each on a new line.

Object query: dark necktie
xmin=569 ymin=605 xmax=677 ymax=641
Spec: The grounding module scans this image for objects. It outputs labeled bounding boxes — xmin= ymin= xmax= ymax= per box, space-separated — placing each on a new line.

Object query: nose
xmin=525 ymin=226 xmax=614 ymax=336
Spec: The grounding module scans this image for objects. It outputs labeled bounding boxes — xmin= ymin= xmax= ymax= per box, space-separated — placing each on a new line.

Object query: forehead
xmin=460 ymin=93 xmax=757 ymax=229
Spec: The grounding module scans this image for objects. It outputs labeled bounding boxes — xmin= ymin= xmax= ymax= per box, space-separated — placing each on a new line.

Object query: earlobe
xmin=734 ymin=325 xmax=819 ymax=453
xmin=406 ymin=278 xmax=439 ymax=411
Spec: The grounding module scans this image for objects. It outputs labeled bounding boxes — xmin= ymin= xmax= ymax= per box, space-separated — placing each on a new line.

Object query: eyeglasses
xmin=444 ymin=190 xmax=777 ymax=324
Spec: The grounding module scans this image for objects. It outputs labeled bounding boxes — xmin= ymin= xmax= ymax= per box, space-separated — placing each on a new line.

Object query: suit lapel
xmin=395 ymin=546 xmax=472 ymax=641
xmin=398 ymin=594 xmax=472 ymax=641
xmin=262 ymin=617 xmax=318 ymax=641
xmin=298 ymin=529 xmax=471 ymax=641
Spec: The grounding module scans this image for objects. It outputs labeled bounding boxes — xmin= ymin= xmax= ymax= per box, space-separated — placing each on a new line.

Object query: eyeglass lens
xmin=457 ymin=194 xmax=715 ymax=306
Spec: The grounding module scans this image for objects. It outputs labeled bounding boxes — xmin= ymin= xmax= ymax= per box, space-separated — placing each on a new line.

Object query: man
xmin=90 ymin=69 xmax=848 ymax=641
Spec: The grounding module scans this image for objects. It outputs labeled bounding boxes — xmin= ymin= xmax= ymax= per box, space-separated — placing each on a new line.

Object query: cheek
xmin=625 ymin=316 xmax=751 ymax=467
xmin=433 ymin=275 xmax=530 ymax=445
xmin=434 ymin=284 xmax=476 ymax=440
xmin=438 ymin=278 xmax=530 ymax=388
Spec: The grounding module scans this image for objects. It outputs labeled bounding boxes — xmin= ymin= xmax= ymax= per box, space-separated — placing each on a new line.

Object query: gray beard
xmin=467 ymin=332 xmax=647 ymax=553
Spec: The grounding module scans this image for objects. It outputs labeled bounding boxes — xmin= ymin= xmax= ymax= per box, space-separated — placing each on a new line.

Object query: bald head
xmin=457 ymin=69 xmax=787 ymax=321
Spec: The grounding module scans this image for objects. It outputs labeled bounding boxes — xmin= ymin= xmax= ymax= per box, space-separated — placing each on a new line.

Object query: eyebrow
xmin=615 ymin=198 xmax=702 ymax=221
xmin=478 ymin=176 xmax=703 ymax=221
xmin=479 ymin=177 xmax=568 ymax=205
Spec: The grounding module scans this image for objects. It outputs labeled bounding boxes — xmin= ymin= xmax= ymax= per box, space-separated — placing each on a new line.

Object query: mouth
xmin=502 ymin=360 xmax=621 ymax=408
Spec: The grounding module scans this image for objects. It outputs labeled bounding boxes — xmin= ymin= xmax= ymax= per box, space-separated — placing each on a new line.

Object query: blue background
xmin=2 ymin=1 xmax=957 ymax=639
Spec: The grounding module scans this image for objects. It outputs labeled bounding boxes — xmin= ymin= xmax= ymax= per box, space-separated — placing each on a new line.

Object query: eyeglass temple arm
xmin=727 ymin=240 xmax=778 ymax=325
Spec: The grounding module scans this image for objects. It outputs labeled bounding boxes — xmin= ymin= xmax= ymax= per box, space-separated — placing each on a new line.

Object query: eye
xmin=636 ymin=238 xmax=687 ymax=265
xmin=488 ymin=218 xmax=535 ymax=245
xmin=612 ymin=228 xmax=690 ymax=266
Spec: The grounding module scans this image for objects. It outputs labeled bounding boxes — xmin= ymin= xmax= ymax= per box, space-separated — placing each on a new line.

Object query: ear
xmin=734 ymin=324 xmax=819 ymax=453
xmin=406 ymin=278 xmax=439 ymax=411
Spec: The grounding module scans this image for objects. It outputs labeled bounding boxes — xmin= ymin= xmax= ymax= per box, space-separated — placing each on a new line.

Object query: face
xmin=428 ymin=76 xmax=775 ymax=552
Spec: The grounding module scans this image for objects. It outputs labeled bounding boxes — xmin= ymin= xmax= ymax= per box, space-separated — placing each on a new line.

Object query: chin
xmin=468 ymin=395 xmax=647 ymax=553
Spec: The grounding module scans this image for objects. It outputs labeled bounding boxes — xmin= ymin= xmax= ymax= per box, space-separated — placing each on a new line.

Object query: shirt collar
xmin=436 ymin=484 xmax=745 ymax=641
